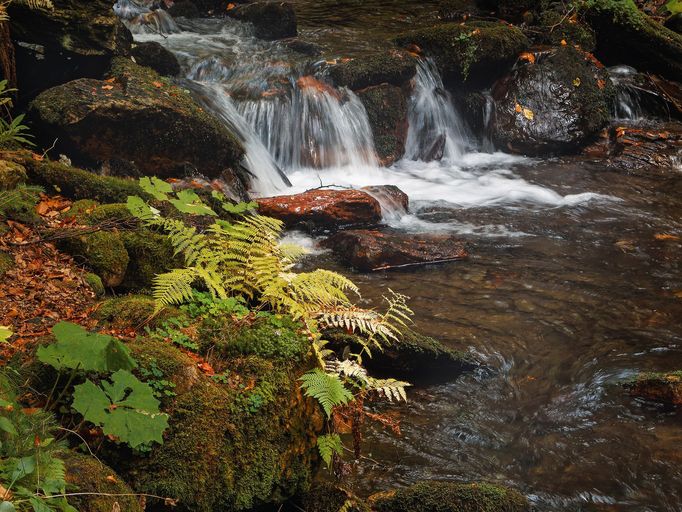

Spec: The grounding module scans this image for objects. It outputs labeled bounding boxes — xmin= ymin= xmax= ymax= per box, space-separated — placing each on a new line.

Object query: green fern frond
xmin=317 ymin=433 xmax=343 ymax=468
xmin=299 ymin=369 xmax=353 ymax=417
xmin=152 ymin=268 xmax=198 ymax=309
xmin=367 ymin=377 xmax=411 ymax=402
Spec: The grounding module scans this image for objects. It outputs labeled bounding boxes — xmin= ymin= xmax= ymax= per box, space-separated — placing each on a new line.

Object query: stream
xmin=126 ymin=3 xmax=682 ymax=510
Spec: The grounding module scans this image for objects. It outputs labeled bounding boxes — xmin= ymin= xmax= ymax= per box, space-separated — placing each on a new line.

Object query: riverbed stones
xmin=361 ymin=185 xmax=409 ymax=213
xmin=491 ymin=46 xmax=613 ymax=155
xmin=8 ymin=0 xmax=132 ymax=99
xmin=131 ymin=41 xmax=181 ymax=77
xmin=328 ymin=50 xmax=417 ymax=91
xmin=256 ymin=189 xmax=383 ymax=230
xmin=626 ymin=371 xmax=682 ymax=406
xmin=393 ymin=21 xmax=528 ymax=88
xmin=321 ymin=229 xmax=467 ymax=271
xmin=227 ymin=1 xmax=297 ymax=40
xmin=29 ymin=58 xmax=246 ymax=182
xmin=368 ymin=481 xmax=530 ymax=512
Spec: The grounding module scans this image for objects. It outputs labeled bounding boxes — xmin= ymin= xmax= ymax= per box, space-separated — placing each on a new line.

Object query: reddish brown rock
xmin=322 ymin=229 xmax=468 ymax=271
xmin=256 ymin=189 xmax=382 ymax=230
xmin=627 ymin=371 xmax=682 ymax=406
xmin=361 ymin=185 xmax=409 ymax=213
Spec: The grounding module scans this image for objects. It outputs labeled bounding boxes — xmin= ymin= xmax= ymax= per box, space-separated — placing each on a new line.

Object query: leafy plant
xmin=666 ymin=0 xmax=682 ymax=14
xmin=0 ymin=80 xmax=33 ymax=147
xmin=299 ymin=369 xmax=353 ymax=417
xmin=0 ymin=326 xmax=11 ymax=344
xmin=316 ymin=433 xmax=343 ymax=469
xmin=72 ymin=370 xmax=169 ymax=449
xmin=0 ymin=186 xmax=43 ymax=223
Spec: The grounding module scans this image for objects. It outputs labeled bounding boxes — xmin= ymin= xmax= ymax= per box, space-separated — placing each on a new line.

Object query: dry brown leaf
xmin=519 ymin=52 xmax=535 ymax=64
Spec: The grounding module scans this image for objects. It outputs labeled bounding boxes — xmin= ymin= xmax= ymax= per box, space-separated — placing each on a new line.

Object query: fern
xmin=299 ymin=369 xmax=352 ymax=417
xmin=316 ymin=433 xmax=343 ymax=469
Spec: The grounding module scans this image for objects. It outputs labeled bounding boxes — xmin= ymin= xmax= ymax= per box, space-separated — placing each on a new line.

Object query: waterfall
xmin=114 ymin=0 xmax=180 ymax=35
xmin=404 ymin=59 xmax=472 ymax=162
xmin=608 ymin=65 xmax=645 ymax=121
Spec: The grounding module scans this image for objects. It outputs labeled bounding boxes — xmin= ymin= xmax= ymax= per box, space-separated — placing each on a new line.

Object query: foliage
xmin=0 ymin=376 xmax=74 ymax=512
xmin=138 ymin=360 xmax=177 ymax=400
xmin=316 ymin=433 xmax=343 ymax=469
xmin=0 ymin=185 xmax=42 ymax=223
xmin=0 ymin=81 xmax=32 ymax=148
xmin=0 ymin=326 xmax=10 ymax=344
xmin=299 ymin=369 xmax=353 ymax=418
xmin=667 ymin=0 xmax=682 ymax=14
xmin=72 ymin=369 xmax=169 ymax=449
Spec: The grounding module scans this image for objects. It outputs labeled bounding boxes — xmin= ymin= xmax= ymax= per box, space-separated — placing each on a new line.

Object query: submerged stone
xmin=228 ymin=1 xmax=297 ymax=40
xmin=328 ymin=50 xmax=417 ymax=91
xmin=131 ymin=41 xmax=181 ymax=77
xmin=626 ymin=371 xmax=682 ymax=406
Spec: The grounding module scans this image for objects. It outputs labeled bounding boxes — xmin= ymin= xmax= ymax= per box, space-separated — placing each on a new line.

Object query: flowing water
xmin=123 ymin=3 xmax=682 ymax=509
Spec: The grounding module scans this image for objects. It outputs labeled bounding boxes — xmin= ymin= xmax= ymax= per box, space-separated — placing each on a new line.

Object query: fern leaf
xmin=367 ymin=377 xmax=411 ymax=402
xmin=299 ymin=369 xmax=353 ymax=417
xmin=153 ymin=268 xmax=198 ymax=308
xmin=317 ymin=433 xmax=343 ymax=468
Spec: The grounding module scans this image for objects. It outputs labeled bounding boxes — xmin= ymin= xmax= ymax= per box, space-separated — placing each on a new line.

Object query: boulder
xmin=491 ymin=46 xmax=613 ymax=155
xmin=583 ymin=0 xmax=682 ymax=82
xmin=57 ymin=230 xmax=129 ymax=287
xmin=356 ymin=84 xmax=409 ymax=165
xmin=537 ymin=10 xmax=596 ymax=51
xmin=29 ymin=58 xmax=245 ymax=182
xmin=626 ymin=371 xmax=682 ymax=406
xmin=256 ymin=189 xmax=383 ymax=230
xmin=475 ymin=0 xmax=540 ymax=22
xmin=131 ymin=41 xmax=181 ymax=76
xmin=328 ymin=50 xmax=417 ymax=91
xmin=327 ymin=328 xmax=476 ymax=381
xmin=393 ymin=21 xmax=528 ymax=88
xmin=361 ymin=185 xmax=409 ymax=213
xmin=8 ymin=0 xmax=132 ymax=100
xmin=321 ymin=229 xmax=468 ymax=271
xmin=298 ymin=483 xmax=370 ymax=512
xmin=167 ymin=1 xmax=201 ymax=18
xmin=368 ymin=481 xmax=530 ymax=512
xmin=228 ymin=1 xmax=297 ymax=40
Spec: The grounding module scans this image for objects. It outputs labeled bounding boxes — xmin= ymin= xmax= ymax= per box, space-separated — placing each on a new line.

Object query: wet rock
xmin=438 ymin=0 xmax=480 ymax=22
xmin=361 ymin=185 xmax=409 ymax=213
xmin=492 ymin=46 xmax=613 ymax=155
xmin=298 ymin=483 xmax=370 ymax=512
xmin=131 ymin=41 xmax=181 ymax=76
xmin=356 ymin=84 xmax=409 ymax=165
xmin=62 ymin=451 xmax=143 ymax=512
xmin=475 ymin=0 xmax=540 ymax=22
xmin=665 ymin=13 xmax=682 ymax=34
xmin=583 ymin=0 xmax=682 ymax=82
xmin=327 ymin=328 xmax=476 ymax=381
xmin=368 ymin=481 xmax=530 ymax=512
xmin=256 ymin=189 xmax=382 ymax=230
xmin=393 ymin=21 xmax=528 ymax=88
xmin=328 ymin=50 xmax=417 ymax=91
xmin=228 ymin=1 xmax=297 ymax=40
xmin=29 ymin=58 xmax=246 ymax=182
xmin=581 ymin=122 xmax=682 ymax=172
xmin=8 ymin=0 xmax=132 ymax=100
xmin=626 ymin=371 xmax=682 ymax=406
xmin=281 ymin=38 xmax=323 ymax=57
xmin=321 ymin=229 xmax=467 ymax=271
xmin=167 ymin=0 xmax=201 ymax=17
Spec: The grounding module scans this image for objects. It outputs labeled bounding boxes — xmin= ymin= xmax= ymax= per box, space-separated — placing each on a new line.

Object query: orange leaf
xmin=101 ymin=85 xmax=114 ymax=90
xmin=31 ymin=153 xmax=44 ymax=162
xmin=106 ymin=475 xmax=118 ymax=484
xmin=515 ymin=102 xmax=522 ymax=113
xmin=597 ymin=79 xmax=606 ymax=90
xmin=561 ymin=39 xmax=567 ymax=46
xmin=654 ymin=233 xmax=680 ymax=241
xmin=152 ymin=81 xmax=163 ymax=88
xmin=519 ymin=51 xmax=535 ymax=64
xmin=226 ymin=2 xmax=236 ymax=9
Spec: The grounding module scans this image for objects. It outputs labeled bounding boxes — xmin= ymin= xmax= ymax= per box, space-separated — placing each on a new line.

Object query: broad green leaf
xmin=72 ymin=370 xmax=168 ymax=449
xmin=317 ymin=433 xmax=343 ymax=468
xmin=0 ymin=502 xmax=16 ymax=512
xmin=10 ymin=455 xmax=36 ymax=481
xmin=0 ymin=326 xmax=11 ymax=344
xmin=169 ymin=189 xmax=217 ymax=216
xmin=667 ymin=0 xmax=682 ymax=14
xmin=0 ymin=416 xmax=17 ymax=436
xmin=126 ymin=195 xmax=155 ymax=221
xmin=29 ymin=498 xmax=52 ymax=512
xmin=37 ymin=322 xmax=136 ymax=373
xmin=139 ymin=176 xmax=172 ymax=201
xmin=221 ymin=201 xmax=258 ymax=215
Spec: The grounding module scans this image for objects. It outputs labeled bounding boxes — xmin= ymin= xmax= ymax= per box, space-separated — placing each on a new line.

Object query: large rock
xmin=321 ymin=229 xmax=468 ymax=271
xmin=626 ymin=371 xmax=682 ymax=406
xmin=393 ymin=21 xmax=528 ymax=88
xmin=357 ymin=84 xmax=409 ymax=165
xmin=29 ymin=58 xmax=246 ymax=182
xmin=368 ymin=481 xmax=530 ymax=512
xmin=583 ymin=0 xmax=682 ymax=82
xmin=228 ymin=1 xmax=297 ymax=40
xmin=8 ymin=0 xmax=132 ymax=100
xmin=256 ymin=189 xmax=383 ymax=230
xmin=491 ymin=46 xmax=613 ymax=155
xmin=328 ymin=50 xmax=417 ymax=91
xmin=131 ymin=41 xmax=181 ymax=77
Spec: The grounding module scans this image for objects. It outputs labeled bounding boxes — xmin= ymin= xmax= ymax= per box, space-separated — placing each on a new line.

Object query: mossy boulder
xmin=327 ymin=328 xmax=476 ymax=381
xmin=8 ymin=0 xmax=132 ymax=100
xmin=475 ymin=0 xmax=541 ymax=22
xmin=58 ymin=231 xmax=129 ymax=287
xmin=298 ymin=482 xmax=370 ymax=512
xmin=491 ymin=46 xmax=613 ymax=155
xmin=357 ymin=84 xmax=409 ymax=165
xmin=582 ymin=0 xmax=682 ymax=82
xmin=393 ymin=21 xmax=528 ymax=88
xmin=368 ymin=481 xmax=530 ymax=512
xmin=538 ymin=10 xmax=596 ymax=51
xmin=131 ymin=41 xmax=181 ymax=77
xmin=0 ymin=160 xmax=28 ymax=190
xmin=122 ymin=352 xmax=323 ymax=511
xmin=227 ymin=1 xmax=297 ymax=40
xmin=168 ymin=1 xmax=202 ymax=18
xmin=62 ymin=451 xmax=143 ymax=512
xmin=84 ymin=272 xmax=105 ymax=297
xmin=23 ymin=157 xmax=146 ymax=203
xmin=94 ymin=295 xmax=184 ymax=328
xmin=626 ymin=370 xmax=682 ymax=406
xmin=0 ymin=250 xmax=14 ymax=276
xmin=328 ymin=50 xmax=417 ymax=91
xmin=119 ymin=229 xmax=181 ymax=290
xmin=29 ymin=58 xmax=246 ymax=183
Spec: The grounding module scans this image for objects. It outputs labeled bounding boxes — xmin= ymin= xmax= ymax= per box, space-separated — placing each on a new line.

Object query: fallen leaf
xmin=561 ymin=39 xmax=567 ymax=46
xmin=101 ymin=85 xmax=114 ymax=90
xmin=152 ymin=81 xmax=163 ymax=88
xmin=522 ymin=108 xmax=534 ymax=120
xmin=106 ymin=475 xmax=118 ymax=484
xmin=519 ymin=52 xmax=535 ymax=64
xmin=31 ymin=153 xmax=44 ymax=162
xmin=515 ymin=102 xmax=522 ymax=113
xmin=573 ymin=77 xmax=581 ymax=87
xmin=654 ymin=233 xmax=680 ymax=241
xmin=226 ymin=2 xmax=236 ymax=9
xmin=597 ymin=79 xmax=606 ymax=89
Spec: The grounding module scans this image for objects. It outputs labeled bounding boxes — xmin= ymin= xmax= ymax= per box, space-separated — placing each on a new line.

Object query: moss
xmin=625 ymin=370 xmax=682 ymax=405
xmin=393 ymin=21 xmax=528 ymax=87
xmin=299 ymin=482 xmax=370 ymax=512
xmin=200 ymin=314 xmax=310 ymax=361
xmin=84 ymin=272 xmax=105 ymax=296
xmin=23 ymin=157 xmax=147 ymax=203
xmin=0 ymin=160 xmax=28 ymax=190
xmin=119 ymin=229 xmax=181 ymax=290
xmin=58 ymin=231 xmax=129 ymax=287
xmin=328 ymin=50 xmax=417 ymax=90
xmin=538 ymin=10 xmax=596 ymax=51
xmin=61 ymin=451 xmax=143 ymax=512
xmin=123 ymin=354 xmax=322 ymax=511
xmin=0 ymin=250 xmax=14 ymax=275
xmin=368 ymin=481 xmax=529 ymax=512
xmin=357 ymin=84 xmax=408 ymax=164
xmin=94 ymin=295 xmax=183 ymax=328
xmin=65 ymin=199 xmax=100 ymax=220
xmin=83 ymin=203 xmax=135 ymax=226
